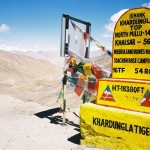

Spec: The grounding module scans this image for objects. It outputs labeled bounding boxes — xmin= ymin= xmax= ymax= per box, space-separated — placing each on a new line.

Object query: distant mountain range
xmin=11 ymin=49 xmax=110 ymax=69
xmin=0 ymin=50 xmax=79 ymax=107
xmin=0 ymin=49 xmax=111 ymax=107
xmin=12 ymin=50 xmax=65 ymax=68
xmin=0 ymin=50 xmax=62 ymax=96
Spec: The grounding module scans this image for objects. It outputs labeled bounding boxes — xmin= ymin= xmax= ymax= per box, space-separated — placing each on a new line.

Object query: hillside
xmin=0 ymin=50 xmax=63 ymax=106
xmin=12 ymin=50 xmax=65 ymax=68
xmin=0 ymin=50 xmax=111 ymax=110
xmin=0 ymin=50 xmax=80 ymax=109
xmin=0 ymin=50 xmax=62 ymax=80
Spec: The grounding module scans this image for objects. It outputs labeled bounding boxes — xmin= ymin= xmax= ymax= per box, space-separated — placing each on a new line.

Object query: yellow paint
xmin=96 ymin=78 xmax=150 ymax=114
xmin=80 ymin=103 xmax=150 ymax=150
xmin=112 ymin=8 xmax=150 ymax=80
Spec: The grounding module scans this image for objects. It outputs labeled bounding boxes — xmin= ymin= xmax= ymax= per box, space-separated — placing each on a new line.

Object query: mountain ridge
xmin=0 ymin=50 xmax=64 ymax=106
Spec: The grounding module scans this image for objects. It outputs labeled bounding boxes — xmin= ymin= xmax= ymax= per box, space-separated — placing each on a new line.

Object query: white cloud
xmin=102 ymin=34 xmax=113 ymax=38
xmin=102 ymin=9 xmax=128 ymax=38
xmin=101 ymin=9 xmax=128 ymax=49
xmin=0 ymin=43 xmax=52 ymax=52
xmin=102 ymin=3 xmax=150 ymax=38
xmin=104 ymin=9 xmax=129 ymax=32
xmin=101 ymin=3 xmax=150 ymax=49
xmin=142 ymin=2 xmax=150 ymax=8
xmin=0 ymin=24 xmax=10 ymax=32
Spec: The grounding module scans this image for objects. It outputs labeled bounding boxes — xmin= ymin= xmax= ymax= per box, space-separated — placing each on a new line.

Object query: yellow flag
xmin=79 ymin=74 xmax=87 ymax=80
xmin=83 ymin=63 xmax=92 ymax=76
xmin=71 ymin=57 xmax=76 ymax=66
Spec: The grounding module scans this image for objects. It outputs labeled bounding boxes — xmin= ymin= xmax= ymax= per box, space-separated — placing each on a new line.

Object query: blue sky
xmin=0 ymin=0 xmax=150 ymax=52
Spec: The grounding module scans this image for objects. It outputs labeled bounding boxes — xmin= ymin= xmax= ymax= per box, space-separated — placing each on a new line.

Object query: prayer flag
xmin=88 ymin=81 xmax=95 ymax=93
xmin=90 ymin=94 xmax=97 ymax=102
xmin=76 ymin=26 xmax=83 ymax=33
xmin=71 ymin=72 xmax=78 ymax=78
xmin=71 ymin=57 xmax=76 ymax=66
xmin=77 ymin=78 xmax=86 ymax=89
xmin=91 ymin=65 xmax=102 ymax=79
xmin=66 ymin=67 xmax=74 ymax=73
xmin=87 ymin=77 xmax=96 ymax=93
xmin=83 ymin=32 xmax=90 ymax=40
xmin=69 ymin=56 xmax=76 ymax=66
xmin=70 ymin=20 xmax=76 ymax=30
xmin=83 ymin=63 xmax=92 ymax=76
xmin=79 ymin=74 xmax=87 ymax=80
xmin=88 ymin=76 xmax=96 ymax=82
xmin=81 ymin=90 xmax=91 ymax=103
xmin=67 ymin=83 xmax=75 ymax=91
xmin=76 ymin=62 xmax=85 ymax=75
xmin=68 ymin=76 xmax=78 ymax=85
xmin=58 ymin=88 xmax=64 ymax=100
xmin=90 ymin=37 xmax=94 ymax=42
xmin=70 ymin=20 xmax=107 ymax=53
xmin=107 ymin=50 xmax=112 ymax=56
xmin=76 ymin=58 xmax=81 ymax=65
xmin=100 ymin=46 xmax=106 ymax=51
xmin=74 ymin=86 xmax=84 ymax=96
xmin=90 ymin=37 xmax=106 ymax=52
xmin=70 ymin=20 xmax=83 ymax=33
xmin=57 ymin=88 xmax=64 ymax=111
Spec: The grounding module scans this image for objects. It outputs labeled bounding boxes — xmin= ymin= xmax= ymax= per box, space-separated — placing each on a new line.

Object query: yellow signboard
xmin=80 ymin=103 xmax=150 ymax=150
xmin=112 ymin=8 xmax=150 ymax=80
xmin=96 ymin=78 xmax=150 ymax=114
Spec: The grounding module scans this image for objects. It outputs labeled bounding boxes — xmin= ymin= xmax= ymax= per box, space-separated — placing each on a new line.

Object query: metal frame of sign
xmin=60 ymin=14 xmax=91 ymax=125
xmin=60 ymin=14 xmax=91 ymax=58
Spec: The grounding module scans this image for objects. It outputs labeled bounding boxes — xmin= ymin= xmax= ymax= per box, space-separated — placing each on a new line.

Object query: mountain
xmin=12 ymin=50 xmax=112 ymax=70
xmin=0 ymin=49 xmax=111 ymax=109
xmin=90 ymin=51 xmax=112 ymax=71
xmin=0 ymin=50 xmax=63 ymax=105
xmin=12 ymin=50 xmax=64 ymax=68
xmin=0 ymin=50 xmax=80 ymax=108
xmin=0 ymin=50 xmax=62 ymax=82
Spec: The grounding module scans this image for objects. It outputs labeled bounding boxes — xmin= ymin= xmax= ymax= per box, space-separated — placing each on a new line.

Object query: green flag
xmin=75 ymin=62 xmax=85 ymax=75
xmin=81 ymin=90 xmax=91 ymax=103
xmin=68 ymin=76 xmax=77 ymax=85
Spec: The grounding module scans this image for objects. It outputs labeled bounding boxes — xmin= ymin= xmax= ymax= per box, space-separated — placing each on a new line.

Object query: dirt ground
xmin=0 ymin=50 xmax=102 ymax=149
xmin=0 ymin=94 xmax=101 ymax=150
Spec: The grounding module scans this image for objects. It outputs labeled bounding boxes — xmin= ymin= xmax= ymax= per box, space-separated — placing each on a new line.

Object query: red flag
xmin=66 ymin=67 xmax=74 ymax=73
xmin=91 ymin=65 xmax=102 ymax=79
xmin=77 ymin=78 xmax=86 ymax=89
xmin=100 ymin=45 xmax=106 ymax=51
xmin=74 ymin=86 xmax=84 ymax=96
xmin=83 ymin=32 xmax=90 ymax=40
xmin=88 ymin=81 xmax=95 ymax=93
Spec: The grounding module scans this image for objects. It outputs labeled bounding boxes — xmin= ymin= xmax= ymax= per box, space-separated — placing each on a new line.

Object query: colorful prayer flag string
xmin=70 ymin=20 xmax=84 ymax=33
xmin=70 ymin=20 xmax=107 ymax=53
xmin=65 ymin=56 xmax=101 ymax=103
xmin=66 ymin=56 xmax=103 ymax=79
